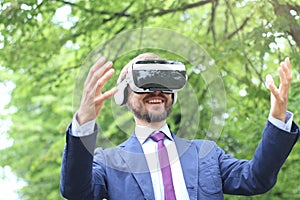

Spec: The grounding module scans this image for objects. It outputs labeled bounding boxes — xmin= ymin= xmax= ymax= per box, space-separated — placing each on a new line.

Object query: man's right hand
xmin=77 ymin=57 xmax=117 ymax=125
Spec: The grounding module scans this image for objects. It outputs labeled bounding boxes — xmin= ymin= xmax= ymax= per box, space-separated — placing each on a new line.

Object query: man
xmin=60 ymin=52 xmax=299 ymax=200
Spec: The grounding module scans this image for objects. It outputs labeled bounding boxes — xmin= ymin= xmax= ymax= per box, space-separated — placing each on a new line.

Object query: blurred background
xmin=0 ymin=0 xmax=300 ymax=199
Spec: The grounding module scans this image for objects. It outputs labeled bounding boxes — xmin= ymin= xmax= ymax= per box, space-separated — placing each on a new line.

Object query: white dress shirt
xmin=134 ymin=124 xmax=190 ymax=199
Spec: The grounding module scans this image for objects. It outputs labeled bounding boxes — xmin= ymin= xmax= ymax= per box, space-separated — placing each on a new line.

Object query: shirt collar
xmin=135 ymin=123 xmax=173 ymax=144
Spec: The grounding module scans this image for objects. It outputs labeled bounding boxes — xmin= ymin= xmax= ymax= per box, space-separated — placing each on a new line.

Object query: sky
xmin=0 ymin=81 xmax=26 ymax=200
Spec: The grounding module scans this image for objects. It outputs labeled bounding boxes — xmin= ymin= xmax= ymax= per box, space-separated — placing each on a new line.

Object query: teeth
xmin=148 ymin=99 xmax=162 ymax=104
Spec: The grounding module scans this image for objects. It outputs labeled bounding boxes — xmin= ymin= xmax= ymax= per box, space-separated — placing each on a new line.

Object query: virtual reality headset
xmin=114 ymin=60 xmax=187 ymax=105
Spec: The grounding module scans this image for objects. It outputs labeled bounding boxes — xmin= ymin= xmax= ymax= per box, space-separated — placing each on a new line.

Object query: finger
xmin=86 ymin=61 xmax=113 ymax=91
xmin=278 ymin=65 xmax=288 ymax=86
xmin=95 ymin=61 xmax=113 ymax=78
xmin=85 ymin=57 xmax=106 ymax=86
xmin=95 ymin=87 xmax=118 ymax=103
xmin=282 ymin=57 xmax=292 ymax=82
xmin=285 ymin=57 xmax=290 ymax=70
xmin=266 ymin=74 xmax=280 ymax=99
xmin=95 ymin=68 xmax=115 ymax=94
xmin=280 ymin=61 xmax=290 ymax=79
xmin=266 ymin=74 xmax=274 ymax=90
xmin=278 ymin=63 xmax=291 ymax=98
xmin=89 ymin=61 xmax=113 ymax=87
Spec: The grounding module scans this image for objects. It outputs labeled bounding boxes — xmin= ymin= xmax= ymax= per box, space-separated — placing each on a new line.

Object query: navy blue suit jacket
xmin=60 ymin=121 xmax=299 ymax=200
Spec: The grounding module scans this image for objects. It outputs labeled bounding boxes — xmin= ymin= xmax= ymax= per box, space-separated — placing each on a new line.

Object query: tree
xmin=0 ymin=0 xmax=299 ymax=199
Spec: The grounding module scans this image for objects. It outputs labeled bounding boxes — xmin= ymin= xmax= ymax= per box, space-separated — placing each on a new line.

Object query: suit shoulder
xmin=191 ymin=139 xmax=218 ymax=159
xmin=191 ymin=139 xmax=217 ymax=148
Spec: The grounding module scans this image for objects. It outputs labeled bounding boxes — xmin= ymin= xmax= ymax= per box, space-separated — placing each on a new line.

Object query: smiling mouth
xmin=146 ymin=98 xmax=164 ymax=104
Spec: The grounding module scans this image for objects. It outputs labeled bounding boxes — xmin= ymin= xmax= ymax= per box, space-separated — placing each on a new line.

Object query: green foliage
xmin=1 ymin=0 xmax=300 ymax=199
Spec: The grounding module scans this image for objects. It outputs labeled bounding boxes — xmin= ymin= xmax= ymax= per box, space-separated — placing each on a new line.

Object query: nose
xmin=151 ymin=91 xmax=162 ymax=95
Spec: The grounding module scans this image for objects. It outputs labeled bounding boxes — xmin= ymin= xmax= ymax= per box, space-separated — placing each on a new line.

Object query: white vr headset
xmin=114 ymin=60 xmax=187 ymax=105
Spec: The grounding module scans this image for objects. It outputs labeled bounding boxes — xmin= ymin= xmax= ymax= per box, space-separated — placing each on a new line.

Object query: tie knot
xmin=150 ymin=131 xmax=165 ymax=142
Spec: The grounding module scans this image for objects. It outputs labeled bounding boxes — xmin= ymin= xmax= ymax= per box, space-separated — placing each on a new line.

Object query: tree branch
xmin=152 ymin=0 xmax=214 ymax=17
xmin=54 ymin=0 xmax=214 ymax=30
xmin=207 ymin=0 xmax=219 ymax=45
xmin=271 ymin=0 xmax=300 ymax=48
xmin=55 ymin=0 xmax=133 ymax=17
xmin=224 ymin=5 xmax=229 ymax=36
xmin=227 ymin=16 xmax=251 ymax=40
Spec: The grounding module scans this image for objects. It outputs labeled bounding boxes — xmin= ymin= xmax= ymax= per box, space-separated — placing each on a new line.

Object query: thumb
xmin=266 ymin=74 xmax=280 ymax=100
xmin=266 ymin=74 xmax=274 ymax=89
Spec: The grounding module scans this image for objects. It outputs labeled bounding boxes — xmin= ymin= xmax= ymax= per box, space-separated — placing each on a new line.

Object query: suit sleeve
xmin=60 ymin=123 xmax=108 ymax=200
xmin=220 ymin=120 xmax=299 ymax=195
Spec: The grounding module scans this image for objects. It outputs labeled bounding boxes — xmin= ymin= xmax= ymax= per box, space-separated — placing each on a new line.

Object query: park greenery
xmin=1 ymin=0 xmax=300 ymax=199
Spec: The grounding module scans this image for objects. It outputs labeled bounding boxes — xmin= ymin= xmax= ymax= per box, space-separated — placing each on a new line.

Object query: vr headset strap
xmin=114 ymin=78 xmax=128 ymax=105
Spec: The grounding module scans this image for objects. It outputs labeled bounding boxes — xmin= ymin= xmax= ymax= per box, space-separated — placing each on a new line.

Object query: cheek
xmin=127 ymin=94 xmax=144 ymax=108
xmin=134 ymin=94 xmax=147 ymax=105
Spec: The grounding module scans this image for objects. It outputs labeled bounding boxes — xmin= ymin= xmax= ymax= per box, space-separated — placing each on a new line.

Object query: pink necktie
xmin=151 ymin=131 xmax=176 ymax=200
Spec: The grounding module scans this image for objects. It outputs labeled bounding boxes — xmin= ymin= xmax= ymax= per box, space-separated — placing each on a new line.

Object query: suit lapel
xmin=174 ymin=135 xmax=199 ymax=200
xmin=118 ymin=135 xmax=155 ymax=200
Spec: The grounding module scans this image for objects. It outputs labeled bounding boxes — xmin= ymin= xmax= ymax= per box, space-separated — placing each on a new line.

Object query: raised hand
xmin=266 ymin=57 xmax=292 ymax=122
xmin=77 ymin=57 xmax=117 ymax=125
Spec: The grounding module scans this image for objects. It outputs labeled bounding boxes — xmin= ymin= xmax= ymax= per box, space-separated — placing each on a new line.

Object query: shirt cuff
xmin=71 ymin=113 xmax=96 ymax=137
xmin=268 ymin=111 xmax=293 ymax=132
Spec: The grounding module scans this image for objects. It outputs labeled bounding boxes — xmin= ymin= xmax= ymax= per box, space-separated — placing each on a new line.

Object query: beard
xmin=126 ymin=92 xmax=172 ymax=123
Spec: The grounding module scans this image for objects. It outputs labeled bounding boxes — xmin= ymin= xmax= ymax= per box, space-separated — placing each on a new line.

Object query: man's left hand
xmin=266 ymin=57 xmax=292 ymax=122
